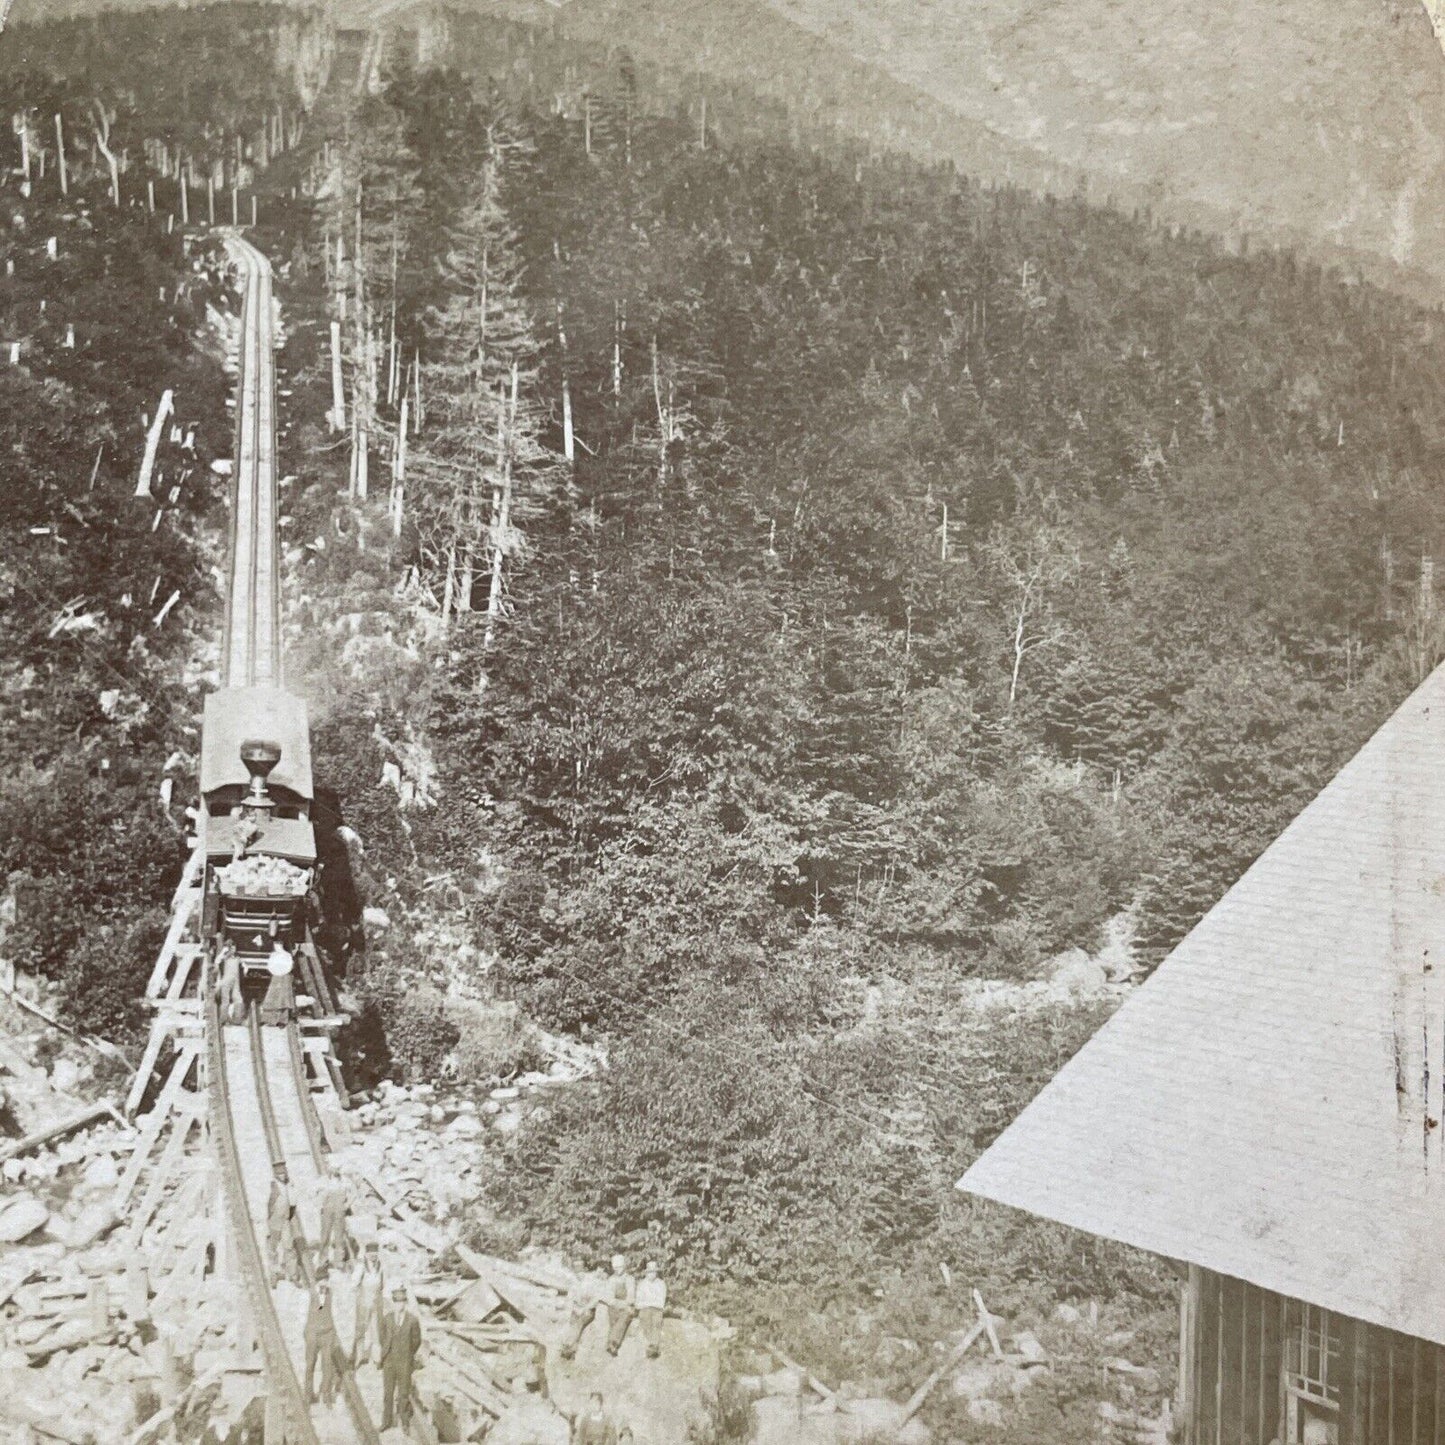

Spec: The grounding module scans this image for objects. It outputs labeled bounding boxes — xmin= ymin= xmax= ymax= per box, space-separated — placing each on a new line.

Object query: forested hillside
xmin=9 ymin=5 xmax=1445 ymax=1433
xmin=0 ymin=6 xmax=324 ymax=1038
xmin=266 ymin=19 xmax=1445 ymax=1411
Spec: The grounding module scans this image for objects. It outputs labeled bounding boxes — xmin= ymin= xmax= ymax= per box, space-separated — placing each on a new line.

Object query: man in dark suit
xmin=379 ymin=1284 xmax=422 ymax=1430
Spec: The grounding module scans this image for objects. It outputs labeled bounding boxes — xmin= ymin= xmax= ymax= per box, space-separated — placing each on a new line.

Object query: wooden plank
xmin=146 ymin=859 xmax=202 ymax=999
xmin=1416 ymin=1337 xmax=1423 ymax=1445
xmin=1427 ymin=1335 xmax=1439 ymax=1445
xmin=422 ymin=1333 xmax=510 ymax=1416
xmin=164 ymin=944 xmax=201 ymax=1002
xmin=0 ymin=1101 xmax=115 ymax=1163
xmin=125 ymin=1027 xmax=168 ymax=1118
xmin=114 ymin=1046 xmax=198 ymax=1208
xmin=125 ymin=1109 xmax=196 ymax=1249
xmin=766 ymin=1344 xmax=847 ymax=1407
xmin=1218 ymin=1277 xmax=1242 ymax=1445
xmin=453 ymin=1246 xmax=572 ymax=1297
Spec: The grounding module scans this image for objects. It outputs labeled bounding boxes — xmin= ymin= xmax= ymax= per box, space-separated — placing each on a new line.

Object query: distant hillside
xmin=463 ymin=0 xmax=1445 ymax=299
xmin=11 ymin=0 xmax=1445 ymax=293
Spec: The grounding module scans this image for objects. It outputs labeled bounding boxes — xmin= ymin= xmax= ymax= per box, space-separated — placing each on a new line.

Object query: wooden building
xmin=959 ymin=665 xmax=1445 ymax=1445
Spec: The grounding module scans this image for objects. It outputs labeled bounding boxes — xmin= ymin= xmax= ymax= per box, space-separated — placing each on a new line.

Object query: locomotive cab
xmin=199 ymin=688 xmax=316 ymax=972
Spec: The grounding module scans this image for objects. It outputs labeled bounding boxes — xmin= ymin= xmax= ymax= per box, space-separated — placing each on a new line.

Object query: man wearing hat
xmin=379 ymin=1284 xmax=422 ymax=1431
xmin=303 ymin=1272 xmax=343 ymax=1406
xmin=635 ymin=1261 xmax=667 ymax=1360
xmin=351 ymin=1241 xmax=385 ymax=1366
xmin=266 ymin=1162 xmax=300 ymax=1287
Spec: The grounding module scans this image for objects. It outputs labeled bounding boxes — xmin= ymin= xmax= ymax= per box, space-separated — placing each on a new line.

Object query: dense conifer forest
xmin=273 ymin=13 xmax=1445 ymax=1386
xmin=8 ymin=6 xmax=1445 ymax=1433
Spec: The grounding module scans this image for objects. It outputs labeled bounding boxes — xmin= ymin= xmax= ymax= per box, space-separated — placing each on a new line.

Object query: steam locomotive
xmin=198 ymin=686 xmax=317 ymax=979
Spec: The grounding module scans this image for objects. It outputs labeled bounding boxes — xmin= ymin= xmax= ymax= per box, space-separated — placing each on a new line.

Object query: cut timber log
xmin=0 ymin=1101 xmax=115 ymax=1164
xmin=2 ymin=983 xmax=129 ymax=1065
xmin=899 ymin=1318 xmax=988 ymax=1425
xmin=453 ymin=1245 xmax=571 ymax=1297
xmin=973 ymin=1289 xmax=1005 ymax=1361
xmin=358 ymin=1174 xmax=450 ymax=1254
xmin=767 ymin=1345 xmax=853 ymax=1411
xmin=422 ymin=1333 xmax=509 ymax=1417
xmin=135 ymin=390 xmax=174 ymax=498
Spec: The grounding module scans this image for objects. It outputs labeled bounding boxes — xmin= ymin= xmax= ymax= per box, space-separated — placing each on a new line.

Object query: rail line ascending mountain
xmin=210 ymin=232 xmax=382 ymax=1445
xmin=222 ymin=234 xmax=281 ymax=692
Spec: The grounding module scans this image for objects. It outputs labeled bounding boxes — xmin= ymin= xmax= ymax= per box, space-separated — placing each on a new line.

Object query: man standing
xmin=303 ymin=1273 xmax=343 ymax=1406
xmin=351 ymin=1242 xmax=385 ymax=1367
xmin=313 ymin=1177 xmax=351 ymax=1271
xmin=379 ymin=1285 xmax=422 ymax=1431
xmin=602 ymin=1254 xmax=635 ymax=1358
xmin=214 ymin=937 xmax=243 ymax=1026
xmin=636 ymin=1261 xmax=667 ymax=1360
xmin=266 ymin=1162 xmax=300 ymax=1287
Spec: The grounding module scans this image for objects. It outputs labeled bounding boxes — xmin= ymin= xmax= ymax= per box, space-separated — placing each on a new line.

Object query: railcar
xmin=199 ymin=686 xmax=317 ymax=977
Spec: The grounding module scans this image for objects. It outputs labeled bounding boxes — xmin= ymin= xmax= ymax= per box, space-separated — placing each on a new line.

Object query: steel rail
xmin=203 ymin=977 xmax=321 ymax=1445
xmin=222 ymin=236 xmax=282 ymax=690
xmin=249 ymin=1010 xmax=383 ymax=1445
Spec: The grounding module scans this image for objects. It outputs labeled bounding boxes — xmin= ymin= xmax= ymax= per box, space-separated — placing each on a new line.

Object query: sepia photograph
xmin=1 ymin=0 xmax=1444 ymax=1441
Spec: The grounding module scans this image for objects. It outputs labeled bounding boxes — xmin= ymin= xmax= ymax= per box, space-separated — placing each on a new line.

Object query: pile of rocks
xmin=341 ymin=1080 xmax=504 ymax=1227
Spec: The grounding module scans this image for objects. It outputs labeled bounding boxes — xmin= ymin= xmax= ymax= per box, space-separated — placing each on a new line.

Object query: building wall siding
xmin=1185 ymin=1271 xmax=1445 ymax=1445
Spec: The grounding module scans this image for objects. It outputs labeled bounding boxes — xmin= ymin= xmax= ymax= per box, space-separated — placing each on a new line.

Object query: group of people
xmin=212 ymin=921 xmax=297 ymax=1028
xmin=560 ymin=1255 xmax=669 ymax=1362
xmin=571 ymin=1391 xmax=636 ymax=1445
xmin=266 ymin=1163 xmax=423 ymax=1431
xmin=304 ymin=1252 xmax=421 ymax=1430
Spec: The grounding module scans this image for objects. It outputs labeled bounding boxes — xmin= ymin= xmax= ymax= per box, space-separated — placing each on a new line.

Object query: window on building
xmin=1284 ymin=1303 xmax=1340 ymax=1445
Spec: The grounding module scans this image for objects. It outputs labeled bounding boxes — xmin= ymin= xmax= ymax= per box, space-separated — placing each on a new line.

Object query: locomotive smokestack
xmin=239 ymin=739 xmax=282 ymax=816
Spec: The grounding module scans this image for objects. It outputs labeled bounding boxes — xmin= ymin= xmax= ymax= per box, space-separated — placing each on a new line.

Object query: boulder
xmin=1012 ymin=1330 xmax=1048 ymax=1366
xmin=445 ymin=1114 xmax=484 ymax=1140
xmin=837 ymin=1399 xmax=921 ymax=1443
xmin=1045 ymin=949 xmax=1108 ymax=997
xmin=758 ymin=1366 xmax=805 ymax=1397
xmin=80 ymin=1154 xmax=118 ymax=1192
xmin=1052 ymin=1303 xmax=1084 ymax=1326
xmin=967 ymin=1398 xmax=1005 ymax=1427
xmin=362 ymin=906 xmax=391 ymax=931
xmin=64 ymin=1202 xmax=118 ymax=1250
xmin=952 ymin=1360 xmax=1023 ymax=1403
xmin=49 ymin=1060 xmax=80 ymax=1094
xmin=0 ymin=1195 xmax=49 ymax=1244
xmin=751 ymin=1395 xmax=802 ymax=1445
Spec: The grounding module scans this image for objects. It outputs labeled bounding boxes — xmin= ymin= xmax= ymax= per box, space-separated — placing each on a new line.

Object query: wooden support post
xmin=115 ymin=1044 xmax=199 ymax=1207
xmin=147 ymin=178 xmax=155 ymax=214
xmin=124 ymin=1109 xmax=196 ymax=1249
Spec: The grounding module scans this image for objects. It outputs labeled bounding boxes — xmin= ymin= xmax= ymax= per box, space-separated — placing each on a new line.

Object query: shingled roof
xmin=958 ymin=663 xmax=1445 ymax=1346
